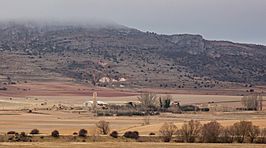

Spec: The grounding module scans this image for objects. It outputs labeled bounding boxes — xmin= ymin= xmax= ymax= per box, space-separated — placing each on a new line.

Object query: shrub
xmin=73 ymin=132 xmax=78 ymax=136
xmin=159 ymin=122 xmax=177 ymax=142
xmin=110 ymin=131 xmax=118 ymax=138
xmin=30 ymin=129 xmax=39 ymax=135
xmin=0 ymin=87 xmax=7 ymax=91
xmin=96 ymin=120 xmax=110 ymax=135
xmin=51 ymin=130 xmax=60 ymax=137
xmin=149 ymin=132 xmax=156 ymax=136
xmin=180 ymin=120 xmax=202 ymax=143
xmin=201 ymin=121 xmax=223 ymax=143
xmin=8 ymin=132 xmax=31 ymax=142
xmin=123 ymin=131 xmax=139 ymax=139
xmin=7 ymin=131 xmax=17 ymax=135
xmin=20 ymin=132 xmax=27 ymax=137
xmin=78 ymin=129 xmax=88 ymax=137
xmin=180 ymin=105 xmax=200 ymax=112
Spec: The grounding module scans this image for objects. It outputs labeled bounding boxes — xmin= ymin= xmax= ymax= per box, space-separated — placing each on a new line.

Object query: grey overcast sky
xmin=0 ymin=0 xmax=265 ymax=45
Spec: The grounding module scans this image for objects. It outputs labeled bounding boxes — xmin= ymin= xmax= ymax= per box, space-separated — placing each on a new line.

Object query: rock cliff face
xmin=0 ymin=22 xmax=265 ymax=88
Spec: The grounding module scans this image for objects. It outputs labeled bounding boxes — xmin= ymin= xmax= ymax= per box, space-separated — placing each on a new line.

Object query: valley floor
xmin=0 ymin=81 xmax=266 ymax=146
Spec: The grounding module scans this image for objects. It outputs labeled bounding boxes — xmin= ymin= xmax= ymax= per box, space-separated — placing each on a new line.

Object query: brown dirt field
xmin=1 ymin=81 xmax=265 ymax=98
xmin=0 ymin=142 xmax=265 ymax=148
xmin=0 ymin=81 xmax=265 ymax=110
xmin=1 ymin=110 xmax=266 ymax=135
xmin=140 ymin=85 xmax=266 ymax=96
xmin=0 ymin=81 xmax=266 ymax=137
xmin=0 ymin=81 xmax=138 ymax=97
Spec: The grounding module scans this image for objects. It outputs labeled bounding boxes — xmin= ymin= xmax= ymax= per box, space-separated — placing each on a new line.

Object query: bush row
xmin=159 ymin=120 xmax=266 ymax=143
xmin=2 ymin=120 xmax=266 ymax=144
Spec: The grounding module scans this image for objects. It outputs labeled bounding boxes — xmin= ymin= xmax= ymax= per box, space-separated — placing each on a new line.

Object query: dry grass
xmin=0 ymin=81 xmax=265 ymax=136
xmin=1 ymin=110 xmax=266 ymax=135
xmin=0 ymin=142 xmax=265 ymax=148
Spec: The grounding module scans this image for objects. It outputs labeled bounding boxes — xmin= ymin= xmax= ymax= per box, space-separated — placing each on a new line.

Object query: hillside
xmin=0 ymin=22 xmax=265 ymax=89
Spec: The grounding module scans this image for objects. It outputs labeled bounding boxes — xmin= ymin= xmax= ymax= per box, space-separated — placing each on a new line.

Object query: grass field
xmin=0 ymin=142 xmax=266 ymax=148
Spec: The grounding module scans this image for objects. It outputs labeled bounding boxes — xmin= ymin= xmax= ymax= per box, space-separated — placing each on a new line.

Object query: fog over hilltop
xmin=0 ymin=0 xmax=265 ymax=44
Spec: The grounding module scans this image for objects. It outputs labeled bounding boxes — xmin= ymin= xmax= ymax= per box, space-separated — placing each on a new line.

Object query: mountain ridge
xmin=0 ymin=22 xmax=265 ymax=89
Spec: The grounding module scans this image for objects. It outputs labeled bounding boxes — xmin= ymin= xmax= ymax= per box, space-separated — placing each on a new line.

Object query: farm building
xmin=83 ymin=101 xmax=108 ymax=109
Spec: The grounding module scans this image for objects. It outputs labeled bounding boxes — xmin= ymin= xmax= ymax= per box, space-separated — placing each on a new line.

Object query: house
xmin=83 ymin=101 xmax=108 ymax=109
xmin=99 ymin=77 xmax=111 ymax=83
xmin=119 ymin=78 xmax=127 ymax=82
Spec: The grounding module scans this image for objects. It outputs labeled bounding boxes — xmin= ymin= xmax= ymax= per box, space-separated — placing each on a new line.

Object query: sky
xmin=0 ymin=0 xmax=265 ymax=45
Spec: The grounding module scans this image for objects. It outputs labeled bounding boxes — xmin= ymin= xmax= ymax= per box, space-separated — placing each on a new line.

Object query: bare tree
xmin=159 ymin=122 xmax=178 ymax=142
xmin=91 ymin=128 xmax=100 ymax=142
xmin=260 ymin=128 xmax=266 ymax=143
xmin=241 ymin=94 xmax=263 ymax=111
xmin=247 ymin=125 xmax=260 ymax=143
xmin=96 ymin=120 xmax=110 ymax=135
xmin=220 ymin=126 xmax=235 ymax=143
xmin=232 ymin=121 xmax=253 ymax=143
xmin=142 ymin=115 xmax=150 ymax=125
xmin=180 ymin=120 xmax=202 ymax=143
xmin=201 ymin=121 xmax=223 ymax=143
xmin=138 ymin=93 xmax=159 ymax=111
xmin=258 ymin=94 xmax=263 ymax=111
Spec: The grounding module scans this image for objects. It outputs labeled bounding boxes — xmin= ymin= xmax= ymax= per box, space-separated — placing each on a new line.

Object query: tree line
xmin=160 ymin=120 xmax=266 ymax=143
xmin=2 ymin=120 xmax=266 ymax=144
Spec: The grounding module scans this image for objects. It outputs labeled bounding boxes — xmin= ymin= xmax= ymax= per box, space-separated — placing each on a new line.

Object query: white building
xmin=83 ymin=101 xmax=108 ymax=108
